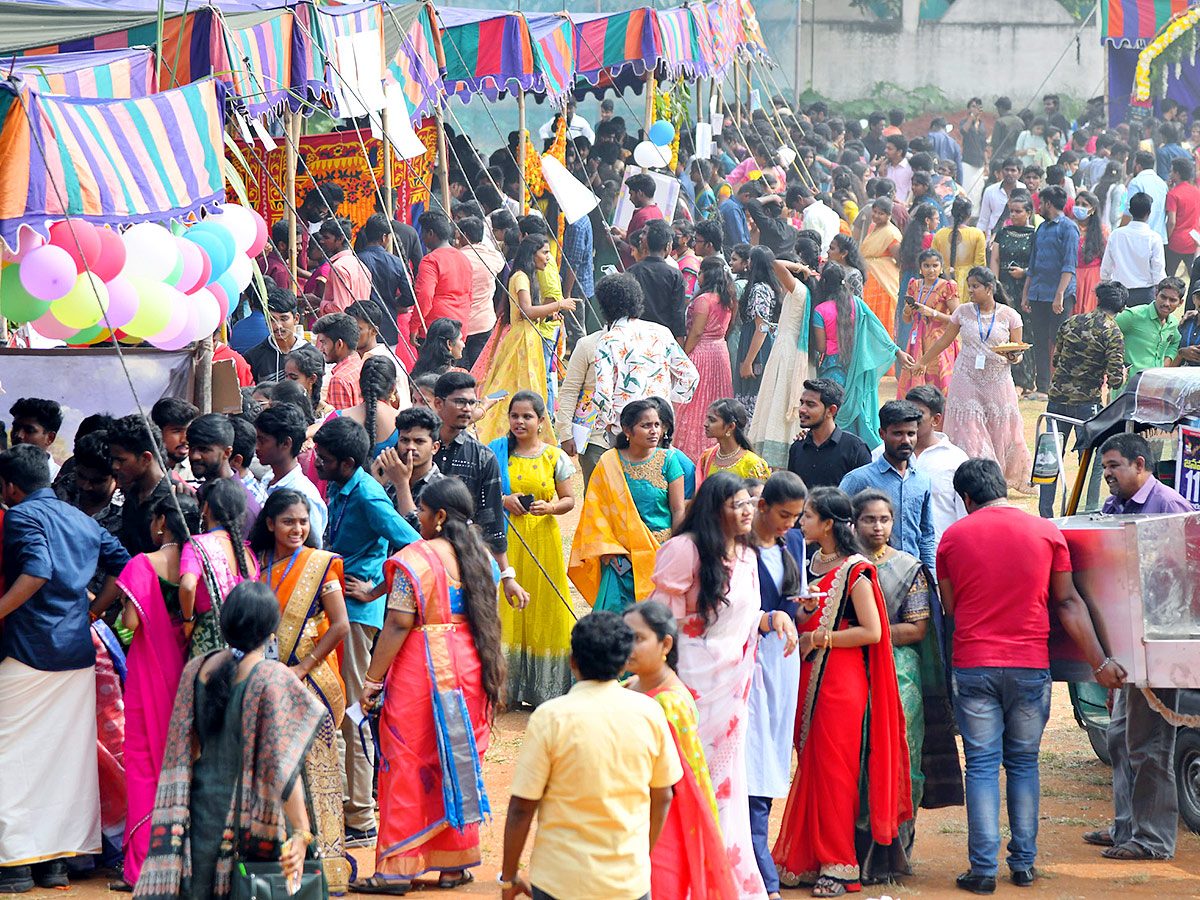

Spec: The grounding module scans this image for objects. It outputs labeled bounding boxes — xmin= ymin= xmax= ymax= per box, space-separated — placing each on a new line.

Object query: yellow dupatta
xmin=860 ymin=222 xmax=902 ymax=300
xmin=568 ymin=449 xmax=661 ymax=605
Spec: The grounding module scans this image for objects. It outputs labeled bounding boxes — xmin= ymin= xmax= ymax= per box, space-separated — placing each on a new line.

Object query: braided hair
xmin=947 ymin=195 xmax=972 ymax=273
xmin=708 ymin=398 xmax=754 ymax=451
xmin=358 ymin=355 xmax=397 ymax=451
xmin=286 ymin=344 xmax=326 ymax=412
xmin=197 ymin=477 xmax=251 ymax=579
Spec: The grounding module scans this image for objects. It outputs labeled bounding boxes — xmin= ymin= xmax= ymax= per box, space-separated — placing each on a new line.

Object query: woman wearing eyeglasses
xmin=648 ymin=470 xmax=782 ymax=900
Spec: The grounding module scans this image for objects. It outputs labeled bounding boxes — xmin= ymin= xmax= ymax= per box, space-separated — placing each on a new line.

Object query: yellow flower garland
xmin=1135 ymin=7 xmax=1200 ymax=102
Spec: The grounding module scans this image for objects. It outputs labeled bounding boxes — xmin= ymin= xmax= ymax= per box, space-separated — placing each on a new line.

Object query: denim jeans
xmin=952 ymin=667 xmax=1052 ymax=876
xmin=749 ymin=796 xmax=779 ymax=894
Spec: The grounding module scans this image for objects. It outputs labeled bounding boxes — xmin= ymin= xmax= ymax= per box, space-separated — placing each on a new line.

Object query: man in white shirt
xmin=1124 ymin=149 xmax=1169 ymax=243
xmin=876 ymin=133 xmax=913 ymax=204
xmin=1101 ymin=192 xmax=1166 ymax=306
xmin=787 ymin=183 xmax=840 ymax=254
xmin=874 ymin=385 xmax=967 ymax=545
xmin=539 ymin=98 xmax=596 ymax=143
xmin=254 ymin=403 xmax=328 ymax=546
xmin=977 ymin=157 xmax=1022 ymax=237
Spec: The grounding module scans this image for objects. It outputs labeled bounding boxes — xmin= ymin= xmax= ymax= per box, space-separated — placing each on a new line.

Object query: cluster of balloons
xmin=0 ymin=203 xmax=268 ymax=349
xmin=633 ymin=119 xmax=676 ymax=170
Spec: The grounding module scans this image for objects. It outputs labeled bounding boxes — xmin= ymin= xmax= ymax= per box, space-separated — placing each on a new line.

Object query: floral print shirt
xmin=590 ymin=317 xmax=699 ymax=434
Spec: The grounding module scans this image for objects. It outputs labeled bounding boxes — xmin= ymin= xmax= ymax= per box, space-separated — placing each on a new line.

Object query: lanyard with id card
xmin=976 ymin=304 xmax=998 ymax=369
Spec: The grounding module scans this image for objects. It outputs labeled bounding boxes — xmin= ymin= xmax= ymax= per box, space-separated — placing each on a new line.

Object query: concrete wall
xmin=756 ymin=0 xmax=1104 ymax=107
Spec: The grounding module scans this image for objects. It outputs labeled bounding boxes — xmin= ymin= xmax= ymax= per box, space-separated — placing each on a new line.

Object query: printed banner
xmin=1175 ymin=424 xmax=1200 ymax=509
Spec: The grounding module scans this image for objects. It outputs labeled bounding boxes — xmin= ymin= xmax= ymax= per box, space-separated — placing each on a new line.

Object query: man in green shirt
xmin=1114 ymin=276 xmax=1185 ymax=392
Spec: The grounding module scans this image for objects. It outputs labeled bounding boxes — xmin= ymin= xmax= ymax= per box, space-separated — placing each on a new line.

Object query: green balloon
xmin=0 ymin=268 xmax=53 ymax=323
xmin=124 ymin=277 xmax=172 ymax=336
xmin=165 ymin=251 xmax=185 ymax=287
xmin=65 ymin=323 xmax=107 ymax=345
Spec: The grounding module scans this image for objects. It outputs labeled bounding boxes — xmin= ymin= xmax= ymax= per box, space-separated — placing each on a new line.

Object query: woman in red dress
xmin=772 ymin=487 xmax=912 ymax=897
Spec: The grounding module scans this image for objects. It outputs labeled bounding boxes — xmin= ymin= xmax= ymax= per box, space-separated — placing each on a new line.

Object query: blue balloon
xmin=214 ymin=272 xmax=240 ymax=308
xmin=185 ymin=222 xmax=236 ymax=276
xmin=648 ymin=120 xmax=675 ymax=147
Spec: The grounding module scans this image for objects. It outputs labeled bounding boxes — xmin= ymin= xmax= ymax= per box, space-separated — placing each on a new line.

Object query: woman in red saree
xmin=354 ymin=477 xmax=506 ymax=893
xmin=623 ymin=600 xmax=738 ymax=900
xmin=115 ymin=493 xmax=200 ymax=890
xmin=772 ymin=487 xmax=912 ymax=897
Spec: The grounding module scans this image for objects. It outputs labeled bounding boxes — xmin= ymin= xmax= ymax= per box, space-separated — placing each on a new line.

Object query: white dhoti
xmin=0 ymin=659 xmax=100 ymax=866
xmin=963 ymin=162 xmax=986 ymax=211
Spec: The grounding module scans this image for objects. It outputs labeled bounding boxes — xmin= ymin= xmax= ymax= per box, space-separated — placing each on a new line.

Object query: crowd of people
xmin=1 ymin=87 xmax=1196 ymax=900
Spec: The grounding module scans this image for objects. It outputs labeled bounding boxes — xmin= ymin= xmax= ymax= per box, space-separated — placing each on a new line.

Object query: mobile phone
xmin=904 ymin=294 xmax=917 ymax=307
xmin=601 ymin=264 xmax=619 ymax=278
xmin=518 ymin=493 xmax=535 ymax=510
xmin=486 ymin=389 xmax=509 ymax=400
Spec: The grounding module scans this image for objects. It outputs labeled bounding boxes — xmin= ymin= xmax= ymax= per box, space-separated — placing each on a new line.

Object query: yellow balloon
xmin=50 ymin=272 xmax=109 ymax=330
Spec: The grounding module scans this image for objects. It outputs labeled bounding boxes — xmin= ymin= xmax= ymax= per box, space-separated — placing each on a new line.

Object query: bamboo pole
xmin=434 ymin=106 xmax=451 ymax=213
xmin=382 ymin=108 xmax=394 ymax=220
xmin=645 ymin=69 xmax=656 ymax=137
xmin=195 ymin=337 xmax=213 ymax=414
xmin=517 ymin=88 xmax=527 ymax=214
xmin=285 ymin=108 xmax=300 ymax=289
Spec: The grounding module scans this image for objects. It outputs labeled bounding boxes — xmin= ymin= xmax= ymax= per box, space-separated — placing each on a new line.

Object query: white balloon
xmin=121 ymin=223 xmax=179 ymax=282
xmin=190 ymin=287 xmax=221 ymax=338
xmin=633 ymin=140 xmax=671 ymax=170
xmin=777 ymin=146 xmax=797 ymax=168
xmin=227 ymin=254 xmax=253 ymax=291
xmin=212 ymin=204 xmax=257 ymax=255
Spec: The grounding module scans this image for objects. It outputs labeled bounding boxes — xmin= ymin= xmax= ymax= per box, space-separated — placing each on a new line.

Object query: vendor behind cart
xmin=1082 ymin=433 xmax=1191 ymax=861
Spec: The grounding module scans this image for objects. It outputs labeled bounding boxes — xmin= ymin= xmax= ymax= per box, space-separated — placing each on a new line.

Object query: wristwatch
xmin=497 ymin=874 xmax=520 ymax=889
xmin=499 ymin=566 xmax=517 ymax=581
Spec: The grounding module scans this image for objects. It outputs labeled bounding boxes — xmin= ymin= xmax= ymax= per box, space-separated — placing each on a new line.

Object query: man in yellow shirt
xmin=499 ymin=612 xmax=682 ymax=900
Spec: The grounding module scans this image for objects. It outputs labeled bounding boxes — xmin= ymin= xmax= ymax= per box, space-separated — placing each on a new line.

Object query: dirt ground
xmin=19 ymin=392 xmax=1200 ymax=900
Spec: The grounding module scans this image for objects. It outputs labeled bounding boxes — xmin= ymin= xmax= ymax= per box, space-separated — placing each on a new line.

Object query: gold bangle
xmin=292 ymin=829 xmax=314 ymax=846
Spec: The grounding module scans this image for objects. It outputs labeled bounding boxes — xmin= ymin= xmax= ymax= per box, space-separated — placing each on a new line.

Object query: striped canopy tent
xmin=738 ymin=0 xmax=768 ymax=59
xmin=0 ymin=76 xmax=228 ymax=249
xmin=655 ymin=5 xmax=705 ymax=81
xmin=524 ymin=12 xmax=575 ymax=107
xmin=1 ymin=47 xmax=156 ymax=98
xmin=688 ymin=2 xmax=723 ymax=79
xmin=215 ymin=7 xmax=296 ymax=117
xmin=572 ymin=8 xmax=662 ymax=98
xmin=313 ymin=1 xmax=385 ymax=118
xmin=437 ymin=6 xmax=535 ymax=104
xmin=1103 ymin=0 xmax=1199 ymax=47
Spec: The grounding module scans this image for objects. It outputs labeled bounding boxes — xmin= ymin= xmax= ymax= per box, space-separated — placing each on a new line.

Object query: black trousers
xmin=1027 ymin=300 xmax=1072 ymax=392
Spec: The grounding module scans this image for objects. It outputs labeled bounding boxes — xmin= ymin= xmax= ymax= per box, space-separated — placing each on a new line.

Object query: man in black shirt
xmin=242 ymin=288 xmax=308 ymax=383
xmin=107 ymin=415 xmax=175 ymax=555
xmin=626 ymin=219 xmax=687 ymax=341
xmin=356 ymin=213 xmax=415 ymax=345
xmin=786 ymin=379 xmax=871 ymax=489
xmin=863 ymin=111 xmax=888 ymax=161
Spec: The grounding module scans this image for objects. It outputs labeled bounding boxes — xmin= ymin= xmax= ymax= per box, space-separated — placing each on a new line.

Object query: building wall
xmin=756 ymin=0 xmax=1103 ymax=106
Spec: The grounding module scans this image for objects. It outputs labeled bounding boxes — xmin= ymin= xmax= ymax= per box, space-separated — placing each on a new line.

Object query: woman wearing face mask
xmin=1071 ymin=189 xmax=1107 ymax=315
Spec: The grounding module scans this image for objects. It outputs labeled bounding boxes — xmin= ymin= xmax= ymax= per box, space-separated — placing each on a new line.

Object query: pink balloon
xmin=104 ymin=276 xmax=139 ymax=329
xmin=31 ymin=309 xmax=78 ymax=340
xmin=248 ymin=209 xmax=269 ymax=257
xmin=20 ymin=244 xmax=79 ymax=301
xmin=2 ymin=228 xmax=45 ymax=264
xmin=152 ymin=303 xmax=198 ymax=350
xmin=208 ymin=280 xmax=230 ymax=320
xmin=175 ymin=238 xmax=204 ymax=294
xmin=190 ymin=287 xmax=221 ymax=338
xmin=48 ymin=220 xmax=101 ymax=275
xmin=146 ymin=288 xmax=190 ymax=347
xmin=92 ymin=227 xmax=127 ymax=283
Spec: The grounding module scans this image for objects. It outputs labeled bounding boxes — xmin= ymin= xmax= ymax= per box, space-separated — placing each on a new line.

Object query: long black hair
xmin=502 ymin=234 xmax=547 ymax=326
xmin=740 ymin=245 xmax=782 ymax=323
xmin=248 ymin=489 xmax=317 ymax=555
xmin=270 ymin=378 xmax=315 ymax=425
xmin=411 ymin=317 xmax=463 ymax=379
xmin=805 ymin=486 xmax=862 ymax=558
xmin=505 ymin=389 xmax=546 ymax=452
xmin=1076 ymin=188 xmax=1104 ymax=265
xmin=196 ymin=477 xmax=251 ymax=578
xmin=286 ymin=344 xmax=326 ymax=411
xmin=1096 ymin=160 xmax=1123 ymax=223
xmin=420 ymin=477 xmax=506 ymax=718
xmin=828 ymin=233 xmax=866 ymax=279
xmin=946 ymin=195 xmax=972 ymax=272
xmin=150 ymin=491 xmax=200 ymax=545
xmin=966 ymin=264 xmax=1012 ymax=305
xmin=708 ymin=398 xmax=753 ymax=451
xmin=819 ymin=261 xmax=856 ymax=372
xmin=759 ymin=472 xmax=806 ymax=599
xmin=359 ymin=355 xmax=396 ymax=451
xmin=673 ymin=470 xmax=751 ymax=625
xmin=613 ymin=398 xmax=659 ymax=450
xmin=198 ymin=581 xmax=280 ymax=739
xmin=696 ymin=255 xmax=737 ymax=309
xmin=900 ymin=202 xmax=939 ymax=270
xmin=626 ymin=600 xmax=679 ymax=671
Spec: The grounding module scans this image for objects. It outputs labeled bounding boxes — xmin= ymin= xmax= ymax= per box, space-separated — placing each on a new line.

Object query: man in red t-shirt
xmin=1164 ymin=156 xmax=1200 ymax=279
xmin=936 ymin=458 xmax=1123 ymax=895
xmin=412 ymin=210 xmax=473 ymax=342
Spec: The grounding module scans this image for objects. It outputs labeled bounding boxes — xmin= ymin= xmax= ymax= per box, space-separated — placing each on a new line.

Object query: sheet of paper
xmin=249 ymin=117 xmax=277 ymax=151
xmin=382 ymin=83 xmax=429 ymax=161
xmin=334 ymin=31 xmax=386 ymax=118
xmin=234 ymin=112 xmax=256 ymax=146
xmin=695 ymin=121 xmax=713 ymax=158
xmin=345 ymin=702 xmax=366 ymax=727
xmin=711 ymin=111 xmax=723 ymax=137
xmin=749 ymin=89 xmax=761 ymax=112
xmin=571 ymin=423 xmax=590 ymax=449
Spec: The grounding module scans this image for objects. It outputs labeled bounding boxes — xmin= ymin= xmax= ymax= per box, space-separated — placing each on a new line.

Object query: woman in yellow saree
xmin=248 ymin=490 xmax=353 ymax=893
xmin=860 ymin=199 xmax=904 ymax=340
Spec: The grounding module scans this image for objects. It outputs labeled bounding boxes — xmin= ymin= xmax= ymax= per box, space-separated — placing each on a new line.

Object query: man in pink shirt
xmin=728 ymin=136 xmax=786 ymax=189
xmin=413 ymin=210 xmax=473 ymax=342
xmin=610 ymin=173 xmax=665 ymax=269
xmin=317 ymin=217 xmax=372 ymax=316
xmin=456 ymin=215 xmax=505 ymax=367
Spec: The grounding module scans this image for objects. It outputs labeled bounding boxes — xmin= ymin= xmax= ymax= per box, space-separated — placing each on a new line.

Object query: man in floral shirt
xmin=590 ymin=274 xmax=698 ymax=443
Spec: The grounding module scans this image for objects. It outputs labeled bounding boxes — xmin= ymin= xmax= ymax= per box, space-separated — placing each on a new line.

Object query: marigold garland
xmin=523 ymin=131 xmax=544 ymax=197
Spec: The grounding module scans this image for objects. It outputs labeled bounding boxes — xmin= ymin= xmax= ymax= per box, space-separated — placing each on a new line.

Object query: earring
xmin=436 ymin=523 xmax=442 ymax=534
xmin=156 ymin=529 xmax=164 ymax=536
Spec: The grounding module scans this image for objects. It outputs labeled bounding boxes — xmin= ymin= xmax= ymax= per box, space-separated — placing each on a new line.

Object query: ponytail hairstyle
xmin=149 ymin=491 xmax=200 ymax=546
xmin=198 ymin=581 xmax=280 ymax=739
xmin=1077 ymin=188 xmax=1104 ymax=264
xmin=419 ymin=477 xmax=506 ymax=718
xmin=741 ymin=244 xmax=783 ymax=323
xmin=500 ymin=235 xmax=547 ymax=327
xmin=708 ymin=397 xmax=754 ymax=451
xmin=286 ymin=344 xmax=326 ymax=411
xmin=645 ymin=396 xmax=677 ymax=449
xmin=759 ymin=471 xmax=806 ymax=599
xmin=828 ymin=233 xmax=866 ymax=279
xmin=697 ymin=255 xmax=737 ymax=309
xmin=613 ymin=398 xmax=660 ymax=450
xmin=819 ymin=261 xmax=856 ymax=372
xmin=965 ymin=264 xmax=1011 ymax=306
xmin=627 ymin=600 xmax=679 ymax=671
xmin=411 ymin=317 xmax=463 ymax=379
xmin=673 ymin=470 xmax=751 ymax=625
xmin=947 ymin=195 xmax=972 ymax=272
xmin=505 ymin=389 xmax=546 ymax=452
xmin=196 ymin=477 xmax=250 ymax=578
xmin=805 ymin=486 xmax=862 ymax=558
xmin=359 ymin=355 xmax=397 ymax=451
xmin=1096 ymin=160 xmax=1123 ymax=222
xmin=901 ymin=202 xmax=939 ymax=270
xmin=269 ymin=378 xmax=315 ymax=425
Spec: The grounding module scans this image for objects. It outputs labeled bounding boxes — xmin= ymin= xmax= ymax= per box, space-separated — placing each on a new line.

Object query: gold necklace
xmin=713 ymin=444 xmax=741 ymax=463
xmin=814 ymin=547 xmax=842 ymax=564
xmin=870 ymin=547 xmax=889 ymax=561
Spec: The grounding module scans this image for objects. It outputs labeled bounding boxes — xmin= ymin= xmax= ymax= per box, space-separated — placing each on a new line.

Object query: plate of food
xmin=992 ymin=341 xmax=1031 ymax=353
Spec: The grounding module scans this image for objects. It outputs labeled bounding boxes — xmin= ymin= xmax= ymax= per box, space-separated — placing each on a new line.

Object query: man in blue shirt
xmin=1126 ymin=149 xmax=1169 ymax=243
xmin=1022 ymin=185 xmax=1080 ymax=397
xmin=312 ymin=416 xmax=419 ymax=846
xmin=720 ymin=180 xmax=759 ymax=248
xmin=927 ymin=116 xmax=963 ymax=184
xmin=0 ymin=445 xmax=129 ymax=892
xmin=839 ymin=401 xmax=936 ymax=571
xmin=1155 ymin=122 xmax=1190 ymax=181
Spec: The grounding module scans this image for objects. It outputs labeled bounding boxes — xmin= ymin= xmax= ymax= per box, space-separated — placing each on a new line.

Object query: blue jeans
xmin=952 ymin=667 xmax=1052 ymax=876
xmin=749 ymin=796 xmax=779 ymax=893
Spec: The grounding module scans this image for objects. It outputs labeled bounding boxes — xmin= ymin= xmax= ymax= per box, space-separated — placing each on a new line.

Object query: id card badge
xmin=975 ymin=353 xmax=986 ymax=370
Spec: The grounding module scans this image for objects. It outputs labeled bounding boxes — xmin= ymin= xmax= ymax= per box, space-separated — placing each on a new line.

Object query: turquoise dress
xmin=594 ymin=448 xmax=685 ymax=613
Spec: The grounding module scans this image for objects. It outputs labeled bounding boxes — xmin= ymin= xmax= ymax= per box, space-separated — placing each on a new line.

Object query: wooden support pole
xmin=195 ymin=337 xmax=213 ymax=414
xmin=435 ymin=105 xmax=451 ymax=214
xmin=517 ymin=88 xmax=527 ymax=214
xmin=382 ymin=107 xmax=394 ymax=220
xmin=645 ymin=69 xmax=656 ymax=136
xmin=285 ymin=108 xmax=300 ymax=290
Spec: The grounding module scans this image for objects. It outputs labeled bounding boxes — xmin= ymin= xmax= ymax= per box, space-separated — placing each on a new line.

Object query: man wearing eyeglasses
xmin=430 ymin=370 xmax=530 ymax=609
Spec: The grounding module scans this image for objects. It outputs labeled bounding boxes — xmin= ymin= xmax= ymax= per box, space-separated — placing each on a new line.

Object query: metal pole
xmin=517 ymin=88 xmax=527 ymax=214
xmin=382 ymin=107 xmax=394 ymax=220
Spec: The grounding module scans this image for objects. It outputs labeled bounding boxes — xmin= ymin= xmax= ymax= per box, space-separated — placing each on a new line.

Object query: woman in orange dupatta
xmin=249 ymin=490 xmax=353 ymax=893
xmin=354 ymin=478 xmax=506 ymax=893
xmin=772 ymin=488 xmax=912 ymax=897
xmin=860 ymin=199 xmax=904 ymax=341
xmin=624 ymin=601 xmax=738 ymax=900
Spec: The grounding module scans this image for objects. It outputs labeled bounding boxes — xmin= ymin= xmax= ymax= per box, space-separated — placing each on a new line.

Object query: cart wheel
xmin=1176 ymin=729 xmax=1200 ymax=836
xmin=1086 ymin=719 xmax=1112 ymax=766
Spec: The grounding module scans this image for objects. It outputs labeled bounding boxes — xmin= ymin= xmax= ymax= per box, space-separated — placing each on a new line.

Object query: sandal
xmin=812 ymin=875 xmax=847 ymax=897
xmin=437 ymin=870 xmax=475 ymax=889
xmin=1101 ymin=842 xmax=1156 ymax=860
xmin=1082 ymin=828 xmax=1114 ymax=847
xmin=350 ymin=875 xmax=411 ymax=895
xmin=108 ymin=879 xmax=134 ymax=893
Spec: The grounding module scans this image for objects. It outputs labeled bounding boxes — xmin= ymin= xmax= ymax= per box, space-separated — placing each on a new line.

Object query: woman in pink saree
xmin=115 ymin=493 xmax=200 ymax=889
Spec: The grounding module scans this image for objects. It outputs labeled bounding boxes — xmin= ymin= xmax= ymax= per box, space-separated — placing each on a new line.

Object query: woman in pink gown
xmin=674 ymin=257 xmax=737 ymax=461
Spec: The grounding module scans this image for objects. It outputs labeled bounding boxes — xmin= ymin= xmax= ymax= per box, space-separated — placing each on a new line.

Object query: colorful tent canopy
xmin=437 ymin=6 xmax=535 ymax=103
xmin=0 ymin=76 xmax=228 ymax=248
xmin=2 ymin=47 xmax=155 ymax=98
xmin=524 ymin=12 xmax=575 ymax=106
xmin=655 ymin=6 xmax=705 ymax=81
xmin=216 ymin=8 xmax=296 ymax=117
xmin=1103 ymin=0 xmax=1198 ymax=47
xmin=380 ymin=1 xmax=441 ymax=122
xmin=572 ymin=7 xmax=661 ymax=98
